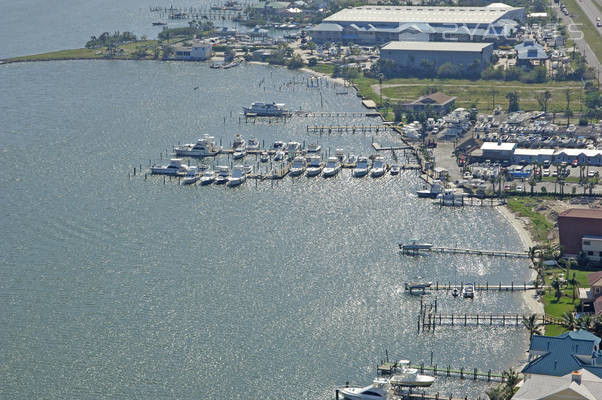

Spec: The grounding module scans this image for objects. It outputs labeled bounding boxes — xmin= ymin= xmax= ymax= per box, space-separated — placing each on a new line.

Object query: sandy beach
xmin=496 ymin=205 xmax=544 ymax=314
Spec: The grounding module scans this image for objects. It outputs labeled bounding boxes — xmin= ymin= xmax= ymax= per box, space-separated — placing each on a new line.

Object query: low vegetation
xmin=506 ymin=197 xmax=554 ymax=243
xmin=562 ymin=0 xmax=602 ymax=63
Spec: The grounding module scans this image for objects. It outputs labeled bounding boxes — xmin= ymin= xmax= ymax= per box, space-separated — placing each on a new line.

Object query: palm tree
xmin=561 ymin=311 xmax=578 ymax=331
xmin=503 ymin=368 xmax=521 ymax=390
xmin=522 ymin=314 xmax=543 ymax=342
xmin=486 ymin=384 xmax=508 ymax=400
xmin=528 ymin=177 xmax=536 ymax=194
xmin=578 ymin=315 xmax=593 ymax=331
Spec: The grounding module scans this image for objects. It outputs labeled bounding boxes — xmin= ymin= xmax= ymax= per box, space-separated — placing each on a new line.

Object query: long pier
xmin=399 ymin=244 xmax=529 ymax=258
xmin=419 ymin=312 xmax=562 ymax=329
xmin=404 ymin=281 xmax=538 ymax=293
xmin=377 ymin=362 xmax=505 ymax=382
xmin=306 ymin=125 xmax=392 ymax=134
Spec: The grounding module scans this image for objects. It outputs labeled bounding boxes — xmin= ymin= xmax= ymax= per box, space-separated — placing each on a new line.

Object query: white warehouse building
xmin=479 ymin=142 xmax=602 ymax=166
xmin=173 ymin=40 xmax=213 ymax=61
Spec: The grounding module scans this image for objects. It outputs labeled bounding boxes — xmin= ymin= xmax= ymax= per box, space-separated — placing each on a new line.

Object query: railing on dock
xmin=399 ymin=244 xmax=529 ymax=258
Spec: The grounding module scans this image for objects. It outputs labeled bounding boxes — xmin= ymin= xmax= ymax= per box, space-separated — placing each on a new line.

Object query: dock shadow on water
xmin=1 ymin=61 xmax=531 ymax=399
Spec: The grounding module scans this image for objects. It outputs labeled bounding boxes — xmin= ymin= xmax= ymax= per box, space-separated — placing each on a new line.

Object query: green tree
xmin=506 ymin=91 xmax=520 ymax=112
xmin=536 ymin=90 xmax=552 ymax=112
xmin=561 ymin=311 xmax=578 ymax=331
xmin=522 ymin=314 xmax=542 ymax=342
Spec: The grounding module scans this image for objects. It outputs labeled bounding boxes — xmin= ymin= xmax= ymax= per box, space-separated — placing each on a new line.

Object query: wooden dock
xmin=306 ymin=125 xmax=392 ymax=134
xmin=399 ymin=244 xmax=529 ymax=258
xmin=294 ymin=111 xmax=379 ymax=118
xmin=377 ymin=362 xmax=505 ymax=382
xmin=418 ymin=311 xmax=562 ymax=331
xmin=372 ymin=142 xmax=413 ymax=151
xmin=404 ymin=281 xmax=538 ymax=292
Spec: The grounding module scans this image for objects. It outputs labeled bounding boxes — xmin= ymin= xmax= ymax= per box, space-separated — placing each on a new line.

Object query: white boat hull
xmin=371 ymin=168 xmax=385 ymax=177
xmin=323 ymin=167 xmax=340 ymax=177
xmin=306 ymin=167 xmax=322 ymax=177
xmin=289 ymin=168 xmax=305 ymax=176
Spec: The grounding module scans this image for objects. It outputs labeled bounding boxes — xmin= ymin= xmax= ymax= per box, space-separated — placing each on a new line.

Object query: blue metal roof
xmin=523 ymin=330 xmax=602 ymax=378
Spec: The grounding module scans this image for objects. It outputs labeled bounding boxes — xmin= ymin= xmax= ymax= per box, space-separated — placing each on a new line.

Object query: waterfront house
xmin=558 ymin=209 xmax=602 ymax=258
xmin=522 ymin=330 xmax=602 ymax=378
xmin=512 ymin=369 xmax=602 ymax=400
xmin=579 ymin=271 xmax=602 ymax=314
xmin=173 ymin=40 xmax=213 ymax=61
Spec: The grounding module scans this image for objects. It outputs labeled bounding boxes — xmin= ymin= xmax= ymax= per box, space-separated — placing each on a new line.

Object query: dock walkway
xmin=377 ymin=362 xmax=504 ymax=382
xmin=399 ymin=244 xmax=529 ymax=258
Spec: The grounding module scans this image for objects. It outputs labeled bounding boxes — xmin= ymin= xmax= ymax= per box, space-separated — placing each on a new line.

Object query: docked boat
xmin=199 ymin=169 xmax=216 ymax=185
xmin=272 ymin=141 xmax=286 ymax=151
xmin=274 ymin=151 xmax=285 ymax=161
xmin=227 ymin=166 xmax=247 ymax=187
xmin=462 ymin=283 xmax=475 ymax=299
xmin=390 ymin=164 xmax=400 ymax=175
xmin=232 ymin=133 xmax=246 ymax=150
xmin=307 ymin=143 xmax=321 ymax=153
xmin=452 ymin=288 xmax=459 ymax=297
xmin=322 ymin=157 xmax=341 ymax=177
xmin=400 ymin=239 xmax=433 ymax=251
xmin=214 ymin=165 xmax=230 ymax=184
xmin=174 ymin=134 xmax=221 ymax=157
xmin=181 ymin=166 xmax=199 ymax=185
xmin=335 ymin=148 xmax=346 ymax=163
xmin=286 ymin=141 xmax=301 ymax=153
xmin=243 ymin=102 xmax=290 ymax=116
xmin=306 ymin=155 xmax=324 ymax=177
xmin=353 ymin=156 xmax=370 ymax=177
xmin=247 ymin=137 xmax=260 ymax=151
xmin=371 ymin=156 xmax=386 ymax=177
xmin=438 ymin=189 xmax=466 ymax=206
xmin=389 ymin=360 xmax=435 ymax=387
xmin=338 ymin=385 xmax=387 ymax=400
xmin=416 ymin=180 xmax=443 ymax=198
xmin=233 ymin=148 xmax=246 ymax=160
xmin=260 ymin=151 xmax=269 ymax=163
xmin=289 ymin=156 xmax=307 ymax=176
xmin=347 ymin=154 xmax=358 ymax=166
xmin=150 ymin=158 xmax=189 ymax=175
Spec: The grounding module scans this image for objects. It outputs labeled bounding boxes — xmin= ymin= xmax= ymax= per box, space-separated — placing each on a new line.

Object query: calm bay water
xmin=0 ymin=61 xmax=533 ymax=399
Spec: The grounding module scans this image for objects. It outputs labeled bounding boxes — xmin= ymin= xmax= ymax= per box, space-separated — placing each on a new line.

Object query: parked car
xmin=516 ymin=185 xmax=523 ymax=192
xmin=543 ymin=169 xmax=550 ymax=177
xmin=572 ymin=159 xmax=578 ymax=167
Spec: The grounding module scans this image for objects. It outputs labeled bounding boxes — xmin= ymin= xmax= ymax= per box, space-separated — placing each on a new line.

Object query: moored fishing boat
xmin=150 ymin=158 xmax=189 ymax=175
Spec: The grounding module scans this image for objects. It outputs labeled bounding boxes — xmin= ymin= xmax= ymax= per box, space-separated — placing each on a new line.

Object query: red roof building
xmin=557 ymin=209 xmax=602 ymax=256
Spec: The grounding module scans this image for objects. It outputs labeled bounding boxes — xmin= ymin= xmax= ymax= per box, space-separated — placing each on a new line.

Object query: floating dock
xmin=404 ymin=281 xmax=539 ymax=292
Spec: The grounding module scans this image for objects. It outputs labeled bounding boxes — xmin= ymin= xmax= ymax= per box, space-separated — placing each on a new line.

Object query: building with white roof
xmin=478 ymin=142 xmax=602 ymax=165
xmin=309 ymin=3 xmax=524 ymax=44
xmin=173 ymin=40 xmax=213 ymax=61
xmin=481 ymin=141 xmax=517 ymax=160
xmin=512 ymin=369 xmax=602 ymax=400
xmin=512 ymin=148 xmax=556 ymax=164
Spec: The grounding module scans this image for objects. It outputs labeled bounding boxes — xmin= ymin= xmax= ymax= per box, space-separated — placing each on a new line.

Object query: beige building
xmin=583 ymin=236 xmax=602 ymax=263
xmin=512 ymin=369 xmax=602 ymax=400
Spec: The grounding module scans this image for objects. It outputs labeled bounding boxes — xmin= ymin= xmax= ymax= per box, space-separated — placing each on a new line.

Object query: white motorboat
xmin=338 ymin=385 xmax=388 ymax=400
xmin=306 ymin=155 xmax=324 ymax=177
xmin=307 ymin=143 xmax=321 ymax=153
xmin=233 ymin=148 xmax=246 ymax=160
xmin=274 ymin=151 xmax=285 ymax=161
xmin=322 ymin=156 xmax=341 ymax=177
xmin=400 ymin=239 xmax=433 ymax=251
xmin=371 ymin=156 xmax=386 ymax=177
xmin=335 ymin=148 xmax=346 ymax=163
xmin=272 ymin=141 xmax=286 ymax=151
xmin=199 ymin=169 xmax=216 ymax=185
xmin=247 ymin=137 xmax=260 ymax=151
xmin=243 ymin=165 xmax=253 ymax=175
xmin=260 ymin=151 xmax=269 ymax=163
xmin=289 ymin=156 xmax=306 ymax=176
xmin=227 ymin=165 xmax=247 ymax=186
xmin=243 ymin=102 xmax=290 ymax=116
xmin=232 ymin=133 xmax=246 ymax=150
xmin=462 ymin=283 xmax=475 ymax=299
xmin=181 ymin=166 xmax=199 ymax=185
xmin=214 ymin=165 xmax=230 ymax=184
xmin=286 ymin=141 xmax=301 ymax=153
xmin=390 ymin=164 xmax=400 ymax=175
xmin=150 ymin=158 xmax=189 ymax=175
xmin=389 ymin=361 xmax=435 ymax=388
xmin=347 ymin=154 xmax=358 ymax=166
xmin=416 ymin=180 xmax=443 ymax=198
xmin=353 ymin=156 xmax=370 ymax=177
xmin=173 ymin=134 xmax=221 ymax=157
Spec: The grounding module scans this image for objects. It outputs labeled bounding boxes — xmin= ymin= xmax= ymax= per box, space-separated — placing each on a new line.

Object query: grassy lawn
xmin=563 ymin=0 xmax=602 ymax=63
xmin=541 ymin=176 xmax=581 ymax=183
xmin=380 ymin=80 xmax=584 ymax=113
xmin=306 ymin=63 xmax=335 ymax=76
xmin=506 ymin=197 xmax=555 ymax=242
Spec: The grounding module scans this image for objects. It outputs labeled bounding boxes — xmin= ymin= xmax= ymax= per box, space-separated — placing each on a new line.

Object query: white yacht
xmin=214 ymin=165 xmax=230 ymax=184
xmin=286 ymin=141 xmax=301 ymax=153
xmin=417 ymin=181 xmax=443 ymax=198
xmin=307 ymin=143 xmax=321 ymax=153
xmin=150 ymin=158 xmax=189 ymax=175
xmin=335 ymin=148 xmax=346 ymax=163
xmin=389 ymin=361 xmax=435 ymax=387
xmin=322 ymin=157 xmax=341 ymax=177
xmin=181 ymin=166 xmax=199 ymax=185
xmin=462 ymin=283 xmax=475 ymax=299
xmin=199 ymin=169 xmax=216 ymax=185
xmin=289 ymin=156 xmax=307 ymax=176
xmin=233 ymin=148 xmax=246 ymax=160
xmin=347 ymin=154 xmax=358 ymax=166
xmin=306 ymin=155 xmax=324 ymax=177
xmin=390 ymin=164 xmax=400 ymax=175
xmin=260 ymin=151 xmax=269 ymax=163
xmin=173 ymin=134 xmax=221 ymax=157
xmin=371 ymin=156 xmax=386 ymax=177
xmin=232 ymin=134 xmax=246 ymax=150
xmin=338 ymin=385 xmax=387 ymax=400
xmin=247 ymin=137 xmax=260 ymax=151
xmin=243 ymin=102 xmax=290 ymax=116
xmin=353 ymin=156 xmax=370 ymax=177
xmin=274 ymin=151 xmax=285 ymax=161
xmin=227 ymin=165 xmax=247 ymax=186
xmin=272 ymin=141 xmax=286 ymax=151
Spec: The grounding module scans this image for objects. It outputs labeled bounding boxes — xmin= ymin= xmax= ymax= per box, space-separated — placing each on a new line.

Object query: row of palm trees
xmin=522 ymin=312 xmax=602 ymax=341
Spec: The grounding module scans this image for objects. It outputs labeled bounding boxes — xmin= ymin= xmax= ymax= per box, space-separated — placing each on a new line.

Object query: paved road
xmin=575 ymin=0 xmax=602 ymax=37
xmin=552 ymin=4 xmax=601 ymax=72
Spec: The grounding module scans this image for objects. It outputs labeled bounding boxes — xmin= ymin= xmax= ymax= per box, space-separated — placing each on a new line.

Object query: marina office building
xmin=309 ymin=3 xmax=525 ymax=45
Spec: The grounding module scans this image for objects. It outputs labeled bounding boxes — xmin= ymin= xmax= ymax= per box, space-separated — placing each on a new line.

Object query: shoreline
xmin=496 ymin=205 xmax=544 ymax=315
